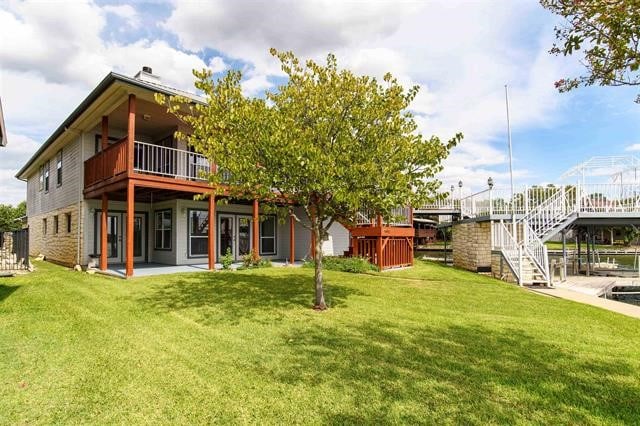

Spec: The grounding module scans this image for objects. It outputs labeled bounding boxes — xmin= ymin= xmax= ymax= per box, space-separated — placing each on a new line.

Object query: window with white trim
xmin=154 ymin=209 xmax=172 ymax=250
xmin=260 ymin=215 xmax=277 ymax=255
xmin=56 ymin=150 xmax=63 ymax=186
xmin=188 ymin=209 xmax=208 ymax=257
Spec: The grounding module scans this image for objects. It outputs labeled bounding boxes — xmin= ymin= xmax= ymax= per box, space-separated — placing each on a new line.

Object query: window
xmin=56 ymin=150 xmax=63 ymax=186
xmin=53 ymin=215 xmax=59 ymax=234
xmin=188 ymin=209 xmax=208 ymax=257
xmin=260 ymin=215 xmax=277 ymax=255
xmin=38 ymin=165 xmax=44 ymax=191
xmin=65 ymin=213 xmax=72 ymax=233
xmin=42 ymin=218 xmax=47 ymax=235
xmin=154 ymin=210 xmax=172 ymax=250
xmin=44 ymin=161 xmax=50 ymax=192
xmin=94 ymin=134 xmax=120 ymax=154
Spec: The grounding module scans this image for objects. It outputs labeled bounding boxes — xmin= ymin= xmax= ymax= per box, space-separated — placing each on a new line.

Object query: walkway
xmin=529 ymin=286 xmax=640 ymax=320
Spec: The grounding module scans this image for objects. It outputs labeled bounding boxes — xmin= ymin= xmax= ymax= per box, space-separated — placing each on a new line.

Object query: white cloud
xmin=0 ymin=133 xmax=41 ymax=205
xmin=208 ymin=56 xmax=228 ymax=74
xmin=103 ymin=4 xmax=139 ymax=27
xmin=625 ymin=144 xmax=640 ymax=152
xmin=163 ymin=0 xmax=575 ymax=194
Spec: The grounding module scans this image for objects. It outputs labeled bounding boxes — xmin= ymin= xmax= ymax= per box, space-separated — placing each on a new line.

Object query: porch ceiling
xmin=108 ymin=98 xmax=188 ymax=139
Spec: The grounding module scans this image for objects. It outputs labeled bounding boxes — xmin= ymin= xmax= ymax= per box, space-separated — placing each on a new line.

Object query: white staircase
xmin=494 ymin=187 xmax=579 ymax=286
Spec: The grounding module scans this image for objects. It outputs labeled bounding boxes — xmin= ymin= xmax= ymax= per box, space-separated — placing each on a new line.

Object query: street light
xmin=458 ymin=180 xmax=463 ymax=205
xmin=487 ymin=177 xmax=494 ymax=189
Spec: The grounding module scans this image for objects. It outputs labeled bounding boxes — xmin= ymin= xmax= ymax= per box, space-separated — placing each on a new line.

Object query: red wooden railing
xmin=353 ymin=237 xmax=413 ymax=270
xmin=84 ymin=137 xmax=128 ymax=187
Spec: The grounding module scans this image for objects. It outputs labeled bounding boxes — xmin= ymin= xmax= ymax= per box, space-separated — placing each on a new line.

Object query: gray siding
xmin=26 ymin=138 xmax=82 ymax=217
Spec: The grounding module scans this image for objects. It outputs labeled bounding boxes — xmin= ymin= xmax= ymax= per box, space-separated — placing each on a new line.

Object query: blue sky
xmin=1 ymin=0 xmax=638 ymax=204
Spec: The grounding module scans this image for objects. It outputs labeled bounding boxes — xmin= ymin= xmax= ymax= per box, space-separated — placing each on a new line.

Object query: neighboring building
xmin=0 ymin=96 xmax=6 ymax=147
xmin=16 ymin=68 xmax=413 ymax=276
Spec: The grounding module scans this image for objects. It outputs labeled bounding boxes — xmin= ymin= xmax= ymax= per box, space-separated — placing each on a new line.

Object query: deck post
xmin=125 ymin=181 xmax=134 ymax=277
xmin=562 ymin=229 xmax=567 ymax=281
xmin=252 ymin=199 xmax=259 ymax=256
xmin=208 ymin=195 xmax=216 ymax=270
xmin=289 ymin=214 xmax=295 ymax=264
xmin=127 ymin=94 xmax=136 ymax=175
xmin=101 ymin=115 xmax=108 ymax=178
xmin=100 ymin=193 xmax=108 ymax=270
xmin=376 ymin=236 xmax=384 ymax=271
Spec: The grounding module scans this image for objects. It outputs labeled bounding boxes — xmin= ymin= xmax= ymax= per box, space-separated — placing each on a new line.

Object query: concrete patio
xmin=99 ymin=260 xmax=304 ymax=278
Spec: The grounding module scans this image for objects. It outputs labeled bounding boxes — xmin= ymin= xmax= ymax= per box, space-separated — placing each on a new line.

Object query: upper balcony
xmin=84 ymin=137 xmax=211 ymax=188
xmin=82 ymin=94 xmax=215 ymax=197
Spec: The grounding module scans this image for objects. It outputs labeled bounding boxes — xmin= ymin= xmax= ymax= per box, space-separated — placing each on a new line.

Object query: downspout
xmin=76 ymin=134 xmax=84 ymax=266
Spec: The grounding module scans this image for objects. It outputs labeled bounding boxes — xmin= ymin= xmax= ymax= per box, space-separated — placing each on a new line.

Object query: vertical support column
xmin=376 ymin=236 xmax=384 ymax=271
xmin=127 ymin=94 xmax=136 ymax=175
xmin=252 ymin=199 xmax=259 ymax=257
xmin=100 ymin=193 xmax=108 ymax=270
xmin=208 ymin=195 xmax=216 ymax=270
xmin=125 ymin=181 xmax=134 ymax=278
xmin=561 ymin=229 xmax=567 ymax=281
xmin=289 ymin=214 xmax=295 ymax=264
xmin=351 ymin=236 xmax=358 ymax=257
xmin=101 ymin=115 xmax=108 ymax=178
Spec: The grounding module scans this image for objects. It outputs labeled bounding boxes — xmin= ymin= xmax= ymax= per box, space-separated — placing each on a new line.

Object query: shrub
xmin=221 ymin=248 xmax=234 ymax=270
xmin=238 ymin=250 xmax=272 ymax=270
xmin=303 ymin=256 xmax=375 ymax=273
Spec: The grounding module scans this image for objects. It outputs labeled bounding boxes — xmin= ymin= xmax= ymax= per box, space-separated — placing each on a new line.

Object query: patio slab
xmin=99 ymin=260 xmax=303 ymax=278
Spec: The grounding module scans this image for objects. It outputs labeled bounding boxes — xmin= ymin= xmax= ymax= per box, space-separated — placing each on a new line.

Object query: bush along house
xmin=16 ymin=68 xmax=414 ymax=276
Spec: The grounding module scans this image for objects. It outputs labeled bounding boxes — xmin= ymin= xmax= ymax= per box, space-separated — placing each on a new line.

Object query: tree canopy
xmin=159 ymin=49 xmax=461 ymax=309
xmin=0 ymin=201 xmax=26 ymax=231
xmin=541 ymin=0 xmax=640 ymax=102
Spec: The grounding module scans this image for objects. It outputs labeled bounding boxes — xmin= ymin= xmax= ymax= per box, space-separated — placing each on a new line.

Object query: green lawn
xmin=544 ymin=241 xmax=632 ymax=251
xmin=1 ymin=261 xmax=639 ymax=424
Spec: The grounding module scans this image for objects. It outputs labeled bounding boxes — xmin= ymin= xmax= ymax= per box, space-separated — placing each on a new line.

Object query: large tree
xmin=160 ymin=50 xmax=461 ymax=310
xmin=541 ymin=0 xmax=640 ymax=102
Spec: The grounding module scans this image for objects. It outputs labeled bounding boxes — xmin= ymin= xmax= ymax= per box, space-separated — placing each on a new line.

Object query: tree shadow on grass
xmin=136 ymin=271 xmax=364 ymax=325
xmin=273 ymin=321 xmax=640 ymax=424
xmin=0 ymin=284 xmax=18 ymax=303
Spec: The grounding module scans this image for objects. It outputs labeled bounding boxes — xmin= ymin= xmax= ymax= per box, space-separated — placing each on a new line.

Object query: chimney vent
xmin=134 ymin=66 xmax=161 ymax=83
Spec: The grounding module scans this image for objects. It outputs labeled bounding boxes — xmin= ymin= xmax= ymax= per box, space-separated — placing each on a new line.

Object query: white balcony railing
xmin=133 ymin=141 xmax=211 ymax=181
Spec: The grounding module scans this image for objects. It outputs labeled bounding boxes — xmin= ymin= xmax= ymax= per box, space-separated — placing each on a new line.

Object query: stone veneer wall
xmin=452 ymin=220 xmax=492 ymax=272
xmin=28 ymin=202 xmax=83 ymax=267
xmin=490 ymin=251 xmax=517 ymax=284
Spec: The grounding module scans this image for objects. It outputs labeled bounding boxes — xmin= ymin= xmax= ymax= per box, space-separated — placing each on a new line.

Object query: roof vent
xmin=134 ymin=66 xmax=160 ymax=83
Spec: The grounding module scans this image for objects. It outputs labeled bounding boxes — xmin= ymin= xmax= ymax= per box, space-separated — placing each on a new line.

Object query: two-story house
xmin=16 ymin=68 xmax=414 ymax=277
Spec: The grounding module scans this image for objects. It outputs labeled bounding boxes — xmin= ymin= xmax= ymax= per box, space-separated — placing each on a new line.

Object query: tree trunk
xmin=313 ymin=224 xmax=327 ymax=310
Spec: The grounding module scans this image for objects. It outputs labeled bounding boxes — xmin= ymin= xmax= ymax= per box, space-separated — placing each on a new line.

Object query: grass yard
xmin=1 ymin=260 xmax=639 ymax=424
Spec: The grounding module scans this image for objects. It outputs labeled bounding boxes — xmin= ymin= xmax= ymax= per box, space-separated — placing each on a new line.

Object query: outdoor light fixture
xmin=450 ymin=185 xmax=455 ymax=194
xmin=488 ymin=177 xmax=494 ymax=189
xmin=458 ymin=180 xmax=463 ymax=188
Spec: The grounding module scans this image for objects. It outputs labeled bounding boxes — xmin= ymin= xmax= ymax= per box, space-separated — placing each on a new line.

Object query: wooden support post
xmin=289 ymin=215 xmax=295 ymax=264
xmin=127 ymin=94 xmax=136 ymax=175
xmin=208 ymin=195 xmax=216 ymax=270
xmin=252 ymin=199 xmax=259 ymax=256
xmin=125 ymin=181 xmax=134 ymax=278
xmin=100 ymin=193 xmax=108 ymax=270
xmin=101 ymin=115 xmax=108 ymax=178
xmin=376 ymin=236 xmax=384 ymax=271
xmin=352 ymin=236 xmax=358 ymax=257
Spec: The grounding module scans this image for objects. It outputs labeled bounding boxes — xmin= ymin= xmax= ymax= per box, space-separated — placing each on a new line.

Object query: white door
xmin=218 ymin=214 xmax=253 ymax=261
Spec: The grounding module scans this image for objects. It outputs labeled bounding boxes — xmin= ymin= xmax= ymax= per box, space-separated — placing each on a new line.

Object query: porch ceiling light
xmin=142 ymin=114 xmax=151 ymax=121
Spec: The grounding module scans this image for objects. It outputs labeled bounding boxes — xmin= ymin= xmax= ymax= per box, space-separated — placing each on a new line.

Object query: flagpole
xmin=505 ymin=85 xmax=516 ymax=236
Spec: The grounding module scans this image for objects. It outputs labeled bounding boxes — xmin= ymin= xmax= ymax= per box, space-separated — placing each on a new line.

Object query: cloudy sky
xmin=1 ymin=0 xmax=639 ymax=205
